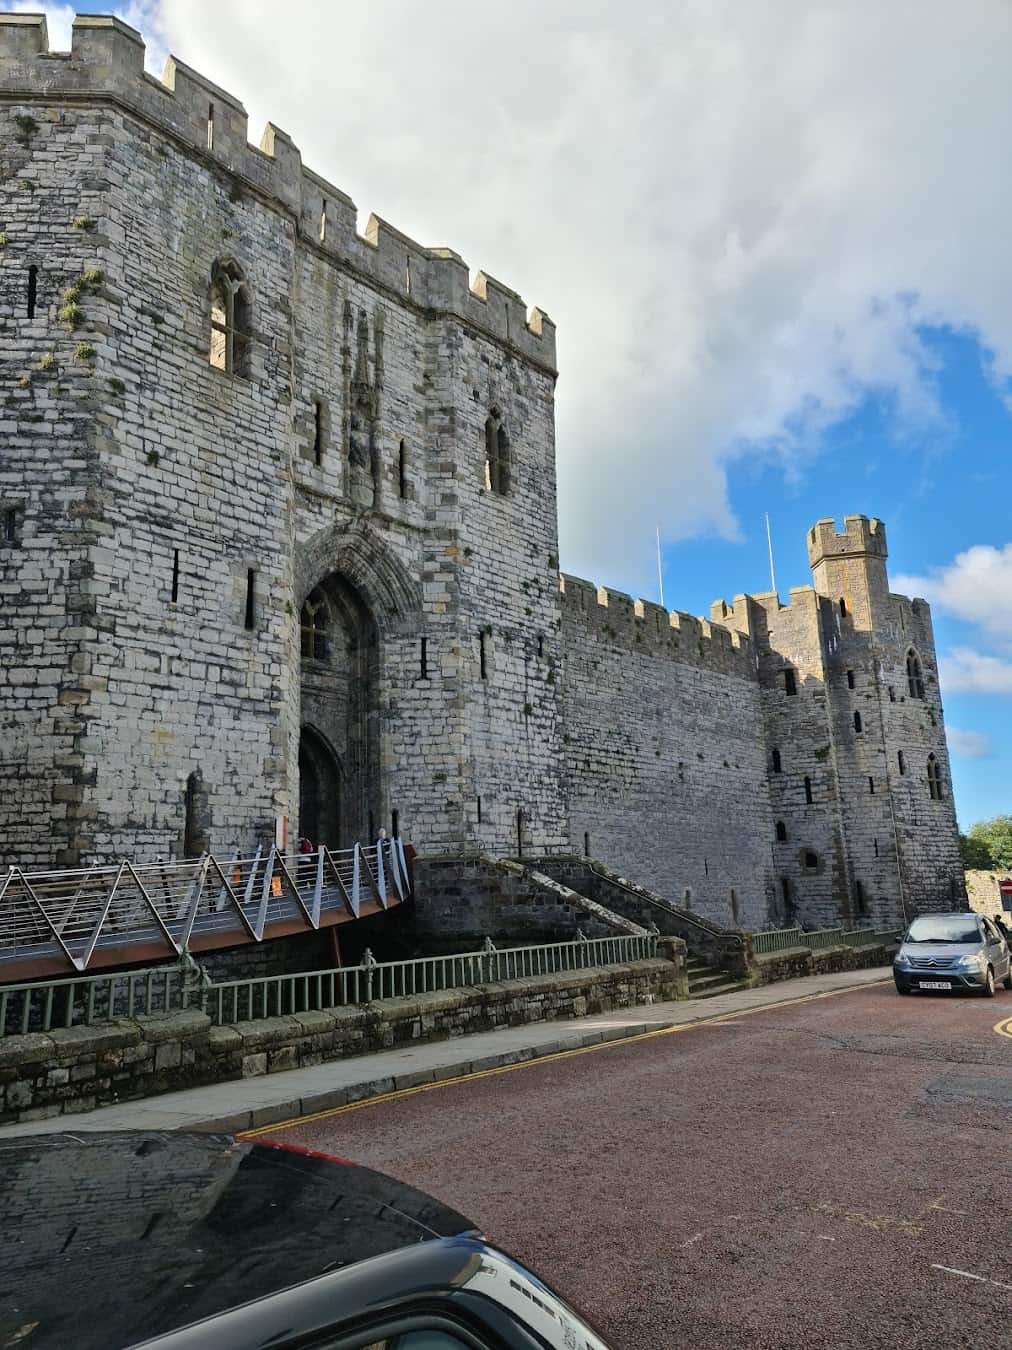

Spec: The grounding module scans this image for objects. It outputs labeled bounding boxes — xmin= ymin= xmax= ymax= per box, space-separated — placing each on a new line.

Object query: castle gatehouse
xmin=0 ymin=13 xmax=964 ymax=931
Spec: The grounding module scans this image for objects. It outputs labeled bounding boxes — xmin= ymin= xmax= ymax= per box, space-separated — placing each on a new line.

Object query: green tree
xmin=959 ymin=832 xmax=993 ymax=870
xmin=963 ymin=815 xmax=1012 ymax=870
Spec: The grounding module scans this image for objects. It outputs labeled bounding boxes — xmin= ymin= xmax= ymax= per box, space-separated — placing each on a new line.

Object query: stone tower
xmin=740 ymin=516 xmax=963 ymax=929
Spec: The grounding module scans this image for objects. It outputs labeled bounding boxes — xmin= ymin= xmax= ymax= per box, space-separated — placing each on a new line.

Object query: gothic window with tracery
xmin=927 ymin=753 xmax=944 ymax=801
xmin=300 ymin=591 xmax=329 ymax=661
xmin=209 ymin=259 xmax=251 ymax=376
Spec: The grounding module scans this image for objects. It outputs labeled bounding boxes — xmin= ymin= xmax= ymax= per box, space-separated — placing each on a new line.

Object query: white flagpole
xmin=656 ymin=526 xmax=665 ymax=608
xmin=765 ymin=513 xmax=777 ymax=595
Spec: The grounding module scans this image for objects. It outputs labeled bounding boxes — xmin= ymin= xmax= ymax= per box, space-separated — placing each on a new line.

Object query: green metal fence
xmin=0 ymin=963 xmax=192 ymax=1038
xmin=1 ymin=933 xmax=659 ymax=1037
xmin=750 ymin=924 xmax=899 ymax=957
xmin=208 ymin=933 xmax=658 ymax=1026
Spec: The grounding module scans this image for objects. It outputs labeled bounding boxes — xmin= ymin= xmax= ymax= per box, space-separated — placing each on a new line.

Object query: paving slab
xmin=0 ymin=966 xmax=889 ymax=1138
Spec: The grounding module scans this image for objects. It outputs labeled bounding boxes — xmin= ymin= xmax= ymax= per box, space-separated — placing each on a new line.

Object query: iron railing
xmin=206 ymin=933 xmax=659 ymax=1025
xmin=0 ymin=933 xmax=659 ymax=1037
xmin=0 ymin=838 xmax=410 ymax=977
xmin=750 ymin=924 xmax=899 ymax=956
xmin=0 ymin=961 xmax=195 ymax=1038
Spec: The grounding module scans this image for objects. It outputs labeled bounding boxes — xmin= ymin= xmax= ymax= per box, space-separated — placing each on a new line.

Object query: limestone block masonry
xmin=0 ymin=13 xmax=963 ymax=929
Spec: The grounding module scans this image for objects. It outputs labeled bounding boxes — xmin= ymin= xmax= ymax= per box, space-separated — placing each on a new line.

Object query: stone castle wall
xmin=0 ymin=12 xmax=564 ymax=868
xmin=560 ymin=578 xmax=774 ymax=929
xmin=0 ymin=14 xmax=965 ymax=931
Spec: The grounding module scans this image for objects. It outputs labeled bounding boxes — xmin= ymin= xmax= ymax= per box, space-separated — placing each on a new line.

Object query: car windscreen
xmin=905 ymin=916 xmax=981 ymax=944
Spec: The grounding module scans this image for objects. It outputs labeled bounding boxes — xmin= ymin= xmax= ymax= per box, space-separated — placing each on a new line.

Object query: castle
xmin=0 ymin=12 xmax=964 ymax=932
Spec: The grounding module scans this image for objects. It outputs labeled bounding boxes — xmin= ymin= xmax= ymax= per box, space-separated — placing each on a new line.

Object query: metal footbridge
xmin=0 ymin=840 xmax=410 ymax=981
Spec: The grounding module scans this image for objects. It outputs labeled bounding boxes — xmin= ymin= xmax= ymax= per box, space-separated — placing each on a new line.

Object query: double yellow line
xmin=240 ymin=978 xmax=889 ymax=1139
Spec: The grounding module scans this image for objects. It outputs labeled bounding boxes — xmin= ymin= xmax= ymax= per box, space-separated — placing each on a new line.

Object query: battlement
xmin=0 ymin=12 xmax=556 ymax=368
xmin=806 ymin=515 xmax=887 ymax=568
xmin=560 ymin=575 xmax=755 ymax=679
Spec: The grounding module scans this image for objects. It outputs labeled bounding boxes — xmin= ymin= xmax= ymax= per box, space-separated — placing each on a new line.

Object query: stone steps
xmin=686 ymin=960 xmax=748 ymax=1000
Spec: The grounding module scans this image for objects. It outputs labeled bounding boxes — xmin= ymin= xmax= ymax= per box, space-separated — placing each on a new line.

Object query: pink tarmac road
xmin=255 ymin=982 xmax=1012 ymax=1349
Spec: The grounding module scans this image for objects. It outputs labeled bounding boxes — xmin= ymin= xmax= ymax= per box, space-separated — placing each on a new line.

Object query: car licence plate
xmin=919 ymin=980 xmax=951 ymax=990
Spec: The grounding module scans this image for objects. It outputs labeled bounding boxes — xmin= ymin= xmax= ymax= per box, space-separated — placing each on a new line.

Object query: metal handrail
xmin=0 ymin=838 xmax=410 ymax=977
xmin=581 ymin=859 xmax=747 ymax=948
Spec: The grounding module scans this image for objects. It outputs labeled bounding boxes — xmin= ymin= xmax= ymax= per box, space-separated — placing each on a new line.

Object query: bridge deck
xmin=0 ymin=841 xmax=408 ymax=982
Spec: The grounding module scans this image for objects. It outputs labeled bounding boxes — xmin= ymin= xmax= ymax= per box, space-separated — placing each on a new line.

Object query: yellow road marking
xmin=994 ymin=1015 xmax=1012 ymax=1041
xmin=240 ymin=977 xmax=889 ymax=1139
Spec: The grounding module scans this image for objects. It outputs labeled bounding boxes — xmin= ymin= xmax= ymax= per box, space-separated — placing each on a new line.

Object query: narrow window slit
xmin=319 ymin=198 xmax=327 ymax=243
xmin=804 ymin=775 xmax=813 ymax=804
xmin=207 ymin=102 xmax=214 ymax=151
xmin=584 ymin=831 xmax=590 ymax=857
xmin=853 ymin=710 xmax=863 ymax=732
xmin=477 ymin=796 xmax=482 ymax=826
xmin=171 ymin=549 xmax=179 ymax=603
xmin=313 ymin=400 xmax=324 ymax=466
xmin=244 ymin=568 xmax=256 ymax=630
xmin=27 ymin=265 xmax=38 ymax=319
xmin=419 ymin=637 xmax=428 ymax=679
xmin=391 ymin=809 xmax=399 ymax=839
xmin=479 ymin=631 xmax=487 ymax=680
xmin=398 ymin=440 xmax=407 ymax=498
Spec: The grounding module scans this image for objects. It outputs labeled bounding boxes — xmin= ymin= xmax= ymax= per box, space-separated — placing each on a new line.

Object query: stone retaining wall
xmin=0 ymin=949 xmax=685 ymax=1126
xmin=751 ymin=941 xmax=895 ymax=985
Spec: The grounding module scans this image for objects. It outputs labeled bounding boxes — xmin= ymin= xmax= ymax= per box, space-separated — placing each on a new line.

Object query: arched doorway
xmin=298 ymin=727 xmax=342 ymax=850
xmin=298 ymin=573 xmax=380 ymax=850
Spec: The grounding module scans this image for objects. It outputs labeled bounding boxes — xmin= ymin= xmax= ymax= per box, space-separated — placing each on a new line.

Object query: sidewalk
xmin=0 ymin=966 xmax=889 ymax=1139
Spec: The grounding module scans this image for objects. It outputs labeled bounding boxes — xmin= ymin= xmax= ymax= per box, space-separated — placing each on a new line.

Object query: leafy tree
xmin=962 ymin=815 xmax=1012 ymax=870
xmin=959 ymin=832 xmax=994 ymax=870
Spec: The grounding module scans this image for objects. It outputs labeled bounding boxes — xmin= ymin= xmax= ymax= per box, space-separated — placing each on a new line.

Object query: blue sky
xmin=33 ymin=1 xmax=1012 ymax=829
xmin=655 ymin=324 xmax=1012 ymax=829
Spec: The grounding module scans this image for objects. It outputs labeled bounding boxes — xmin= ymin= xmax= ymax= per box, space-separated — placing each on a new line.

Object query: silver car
xmin=893 ymin=911 xmax=1012 ymax=997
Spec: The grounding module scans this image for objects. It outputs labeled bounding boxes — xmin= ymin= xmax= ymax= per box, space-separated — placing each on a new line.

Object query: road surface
xmin=255 ymin=980 xmax=1012 ymax=1349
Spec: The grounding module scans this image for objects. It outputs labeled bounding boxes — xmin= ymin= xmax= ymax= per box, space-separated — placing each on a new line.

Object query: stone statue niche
xmin=347 ymin=305 xmax=384 ymax=510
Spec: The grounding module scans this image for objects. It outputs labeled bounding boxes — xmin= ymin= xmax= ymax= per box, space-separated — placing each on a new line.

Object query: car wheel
xmin=980 ymin=966 xmax=996 ymax=998
xmin=894 ymin=980 xmax=911 ymax=995
xmin=1003 ymin=971 xmax=1012 ymax=990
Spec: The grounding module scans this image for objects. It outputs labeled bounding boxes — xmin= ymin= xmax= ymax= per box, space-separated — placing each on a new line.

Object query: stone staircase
xmin=685 ymin=955 xmax=749 ymax=1000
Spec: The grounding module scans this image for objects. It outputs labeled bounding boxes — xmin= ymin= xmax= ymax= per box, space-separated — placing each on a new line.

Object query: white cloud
xmin=894 ymin=544 xmax=1012 ymax=638
xmin=946 ymin=727 xmax=992 ymax=759
xmin=7 ymin=1 xmax=75 ymax=50
xmin=28 ymin=2 xmax=1012 ymax=588
xmin=939 ymin=648 xmax=1012 ymax=695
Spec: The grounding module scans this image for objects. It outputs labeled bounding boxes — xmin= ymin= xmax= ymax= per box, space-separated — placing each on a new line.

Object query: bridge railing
xmin=0 ymin=837 xmax=410 ymax=976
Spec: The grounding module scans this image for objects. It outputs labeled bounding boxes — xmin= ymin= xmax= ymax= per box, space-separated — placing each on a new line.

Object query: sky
xmin=20 ymin=0 xmax=1012 ymax=828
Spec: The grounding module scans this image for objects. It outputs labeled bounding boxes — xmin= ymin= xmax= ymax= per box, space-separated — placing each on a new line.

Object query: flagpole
xmin=765 ymin=513 xmax=777 ymax=595
xmin=656 ymin=526 xmax=665 ymax=608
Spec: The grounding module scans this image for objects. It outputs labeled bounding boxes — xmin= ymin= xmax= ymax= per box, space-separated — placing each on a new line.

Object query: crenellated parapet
xmin=0 ymin=12 xmax=555 ymax=367
xmin=560 ymin=574 xmax=756 ymax=679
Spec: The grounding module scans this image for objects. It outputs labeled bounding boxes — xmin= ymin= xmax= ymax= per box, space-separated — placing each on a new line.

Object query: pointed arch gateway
xmin=295 ymin=523 xmax=422 ymax=851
